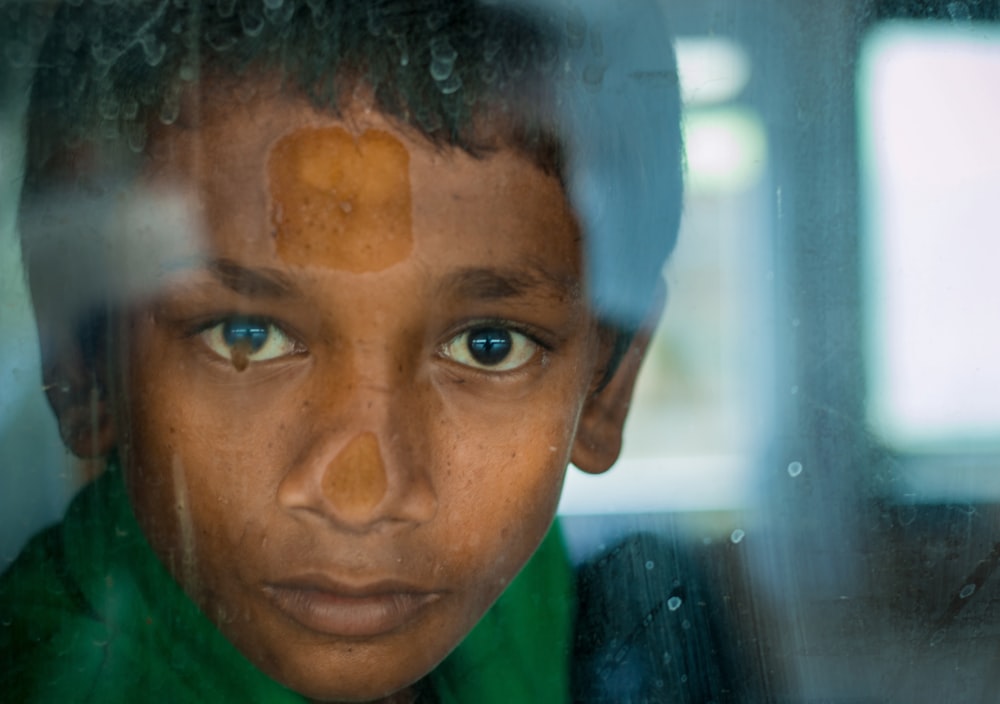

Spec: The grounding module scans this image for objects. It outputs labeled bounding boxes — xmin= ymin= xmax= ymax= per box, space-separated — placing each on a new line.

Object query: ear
xmin=39 ymin=328 xmax=116 ymax=459
xmin=571 ymin=281 xmax=666 ymax=475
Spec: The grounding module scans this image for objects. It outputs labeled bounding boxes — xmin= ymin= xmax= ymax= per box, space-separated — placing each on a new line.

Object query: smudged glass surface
xmin=2 ymin=1 xmax=1000 ymax=702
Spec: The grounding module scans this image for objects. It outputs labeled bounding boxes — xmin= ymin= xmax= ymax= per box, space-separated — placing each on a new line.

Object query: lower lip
xmin=264 ymin=586 xmax=441 ymax=638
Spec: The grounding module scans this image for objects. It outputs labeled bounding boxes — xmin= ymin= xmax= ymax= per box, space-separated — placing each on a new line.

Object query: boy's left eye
xmin=200 ymin=317 xmax=301 ymax=367
xmin=440 ymin=326 xmax=539 ymax=372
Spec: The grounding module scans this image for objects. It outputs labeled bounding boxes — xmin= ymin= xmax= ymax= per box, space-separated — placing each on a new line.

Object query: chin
xmin=226 ymin=617 xmax=447 ymax=704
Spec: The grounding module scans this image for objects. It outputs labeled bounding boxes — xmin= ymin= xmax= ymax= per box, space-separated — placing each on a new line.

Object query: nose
xmin=277 ymin=380 xmax=438 ymax=532
xmin=321 ymin=432 xmax=388 ymax=524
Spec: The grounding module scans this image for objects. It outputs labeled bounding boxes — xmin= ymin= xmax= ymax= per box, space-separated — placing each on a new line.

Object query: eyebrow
xmin=205 ymin=258 xmax=301 ymax=299
xmin=442 ymin=264 xmax=581 ymax=303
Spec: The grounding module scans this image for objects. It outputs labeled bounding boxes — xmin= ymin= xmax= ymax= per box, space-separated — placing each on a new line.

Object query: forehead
xmin=137 ymin=76 xmax=582 ymax=280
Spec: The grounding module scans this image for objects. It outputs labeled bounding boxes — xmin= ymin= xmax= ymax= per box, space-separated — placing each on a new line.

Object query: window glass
xmin=3 ymin=1 xmax=1000 ymax=703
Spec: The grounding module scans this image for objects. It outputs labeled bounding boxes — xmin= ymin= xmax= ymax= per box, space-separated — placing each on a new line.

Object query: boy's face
xmin=110 ymin=78 xmax=606 ymax=700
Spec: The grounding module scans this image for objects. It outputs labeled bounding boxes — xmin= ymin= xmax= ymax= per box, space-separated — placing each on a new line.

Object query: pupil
xmin=467 ymin=328 xmax=512 ymax=365
xmin=223 ymin=319 xmax=269 ymax=352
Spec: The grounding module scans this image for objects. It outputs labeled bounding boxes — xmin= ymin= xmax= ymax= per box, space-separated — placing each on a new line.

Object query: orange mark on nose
xmin=268 ymin=127 xmax=412 ymax=273
xmin=321 ymin=432 xmax=389 ymax=518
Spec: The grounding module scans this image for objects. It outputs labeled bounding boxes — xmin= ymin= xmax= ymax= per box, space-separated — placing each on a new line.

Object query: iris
xmin=223 ymin=318 xmax=270 ymax=352
xmin=466 ymin=328 xmax=512 ymax=366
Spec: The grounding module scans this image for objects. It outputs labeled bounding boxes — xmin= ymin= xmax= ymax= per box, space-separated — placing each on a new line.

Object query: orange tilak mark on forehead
xmin=268 ymin=127 xmax=413 ymax=273
xmin=321 ymin=432 xmax=389 ymax=519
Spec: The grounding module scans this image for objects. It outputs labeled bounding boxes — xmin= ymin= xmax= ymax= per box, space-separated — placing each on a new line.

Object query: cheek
xmin=120 ymin=338 xmax=289 ymax=584
xmin=433 ymin=388 xmax=582 ymax=578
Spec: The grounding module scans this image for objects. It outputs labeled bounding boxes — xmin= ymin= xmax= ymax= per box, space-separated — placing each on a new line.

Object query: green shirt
xmin=0 ymin=467 xmax=573 ymax=703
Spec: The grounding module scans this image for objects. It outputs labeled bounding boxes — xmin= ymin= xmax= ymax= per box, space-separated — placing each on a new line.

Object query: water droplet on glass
xmin=65 ymin=22 xmax=84 ymax=51
xmin=367 ymin=6 xmax=385 ymax=36
xmin=98 ymin=95 xmax=120 ymax=120
xmin=430 ymin=37 xmax=458 ymax=82
xmin=947 ymin=2 xmax=971 ymax=22
xmin=645 ymin=560 xmax=655 ymax=570
xmin=396 ymin=36 xmax=409 ymax=67
xmin=415 ymin=107 xmax=442 ymax=133
xmin=483 ymin=36 xmax=502 ymax=63
xmin=126 ymin=122 xmax=147 ymax=153
xmin=436 ymin=73 xmax=462 ymax=95
xmin=217 ymin=0 xmax=236 ymax=18
xmin=505 ymin=45 xmax=527 ymax=76
xmin=730 ymin=528 xmax=745 ymax=544
xmin=206 ymin=28 xmax=238 ymax=53
xmin=264 ymin=1 xmax=294 ymax=25
xmin=241 ymin=10 xmax=265 ymax=37
xmin=566 ymin=8 xmax=587 ymax=49
xmin=4 ymin=41 xmax=31 ymax=67
xmin=896 ymin=504 xmax=917 ymax=527
xmin=960 ymin=583 xmax=976 ymax=599
xmin=425 ymin=9 xmax=448 ymax=32
xmin=431 ymin=36 xmax=458 ymax=63
xmin=534 ymin=42 xmax=558 ymax=73
xmin=101 ymin=119 xmax=119 ymax=141
xmin=309 ymin=3 xmax=331 ymax=29
xmin=464 ymin=18 xmax=484 ymax=38
xmin=141 ymin=35 xmax=167 ymax=67
xmin=667 ymin=596 xmax=682 ymax=611
xmin=582 ymin=64 xmax=605 ymax=90
xmin=430 ymin=56 xmax=454 ymax=82
xmin=91 ymin=43 xmax=119 ymax=66
xmin=159 ymin=97 xmax=180 ymax=126
xmin=590 ymin=27 xmax=604 ymax=57
xmin=680 ymin=674 xmax=688 ymax=683
xmin=787 ymin=461 xmax=803 ymax=477
xmin=479 ymin=63 xmax=499 ymax=84
xmin=121 ymin=98 xmax=139 ymax=120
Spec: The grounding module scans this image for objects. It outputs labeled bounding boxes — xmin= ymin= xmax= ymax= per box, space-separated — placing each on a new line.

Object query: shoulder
xmin=1 ymin=471 xmax=309 ymax=704
xmin=571 ymin=530 xmax=746 ymax=704
xmin=0 ymin=519 xmax=108 ymax=702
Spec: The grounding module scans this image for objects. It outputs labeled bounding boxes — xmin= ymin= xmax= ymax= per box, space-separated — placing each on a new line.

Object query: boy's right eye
xmin=199 ymin=317 xmax=302 ymax=369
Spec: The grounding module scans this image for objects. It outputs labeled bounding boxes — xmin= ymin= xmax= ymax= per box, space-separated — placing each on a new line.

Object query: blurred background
xmin=3 ymin=1 xmax=1000 ymax=701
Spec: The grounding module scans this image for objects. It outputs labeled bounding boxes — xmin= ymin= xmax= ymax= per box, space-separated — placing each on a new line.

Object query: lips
xmin=263 ymin=576 xmax=443 ymax=638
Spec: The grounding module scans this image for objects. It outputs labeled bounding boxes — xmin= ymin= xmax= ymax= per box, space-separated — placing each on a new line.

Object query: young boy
xmin=1 ymin=1 xmax=682 ymax=701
